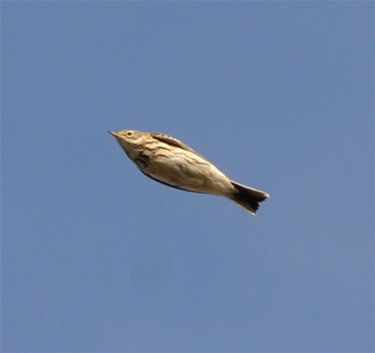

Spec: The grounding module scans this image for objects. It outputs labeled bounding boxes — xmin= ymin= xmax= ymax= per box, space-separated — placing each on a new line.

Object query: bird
xmin=108 ymin=129 xmax=269 ymax=215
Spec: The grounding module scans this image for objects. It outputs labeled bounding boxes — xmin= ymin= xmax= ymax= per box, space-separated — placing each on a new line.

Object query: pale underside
xmin=138 ymin=145 xmax=234 ymax=196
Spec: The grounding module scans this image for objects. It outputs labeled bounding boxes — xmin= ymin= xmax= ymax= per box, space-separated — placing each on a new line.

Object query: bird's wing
xmin=139 ymin=169 xmax=205 ymax=194
xmin=150 ymin=132 xmax=200 ymax=155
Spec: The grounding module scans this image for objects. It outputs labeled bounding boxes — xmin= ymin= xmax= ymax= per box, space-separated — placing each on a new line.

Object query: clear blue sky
xmin=2 ymin=2 xmax=374 ymax=353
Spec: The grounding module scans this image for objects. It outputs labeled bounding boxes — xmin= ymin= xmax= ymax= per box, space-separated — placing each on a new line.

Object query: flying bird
xmin=109 ymin=129 xmax=269 ymax=215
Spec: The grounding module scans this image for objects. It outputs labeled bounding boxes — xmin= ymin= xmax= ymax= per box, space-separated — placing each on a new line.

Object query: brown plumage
xmin=109 ymin=129 xmax=269 ymax=215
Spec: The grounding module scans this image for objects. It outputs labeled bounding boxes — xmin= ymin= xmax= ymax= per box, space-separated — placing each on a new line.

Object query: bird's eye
xmin=126 ymin=131 xmax=134 ymax=137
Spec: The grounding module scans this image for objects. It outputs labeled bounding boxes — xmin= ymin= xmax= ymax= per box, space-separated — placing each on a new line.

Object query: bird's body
xmin=109 ymin=129 xmax=269 ymax=215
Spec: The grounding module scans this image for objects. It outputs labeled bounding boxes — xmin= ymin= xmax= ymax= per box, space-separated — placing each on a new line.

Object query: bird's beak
xmin=108 ymin=131 xmax=120 ymax=138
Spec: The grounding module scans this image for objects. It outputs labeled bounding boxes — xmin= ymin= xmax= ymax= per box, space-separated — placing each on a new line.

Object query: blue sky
xmin=2 ymin=2 xmax=374 ymax=353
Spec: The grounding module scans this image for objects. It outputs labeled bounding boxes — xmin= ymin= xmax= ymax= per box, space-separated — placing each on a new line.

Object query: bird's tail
xmin=229 ymin=181 xmax=269 ymax=215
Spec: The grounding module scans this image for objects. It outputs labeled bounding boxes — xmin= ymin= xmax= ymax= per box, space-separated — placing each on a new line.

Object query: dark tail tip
xmin=230 ymin=181 xmax=269 ymax=215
